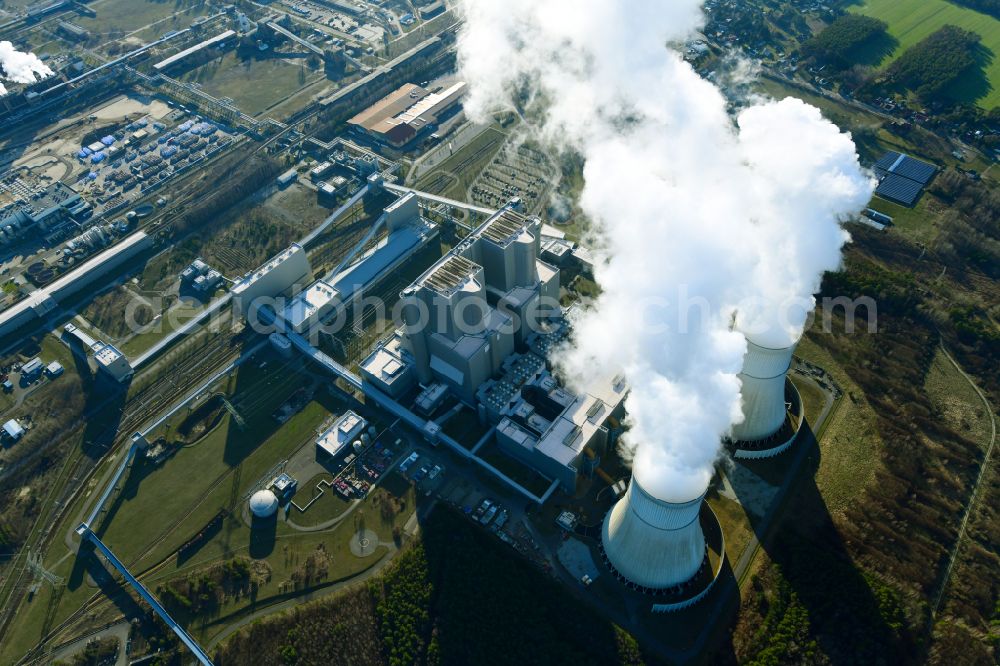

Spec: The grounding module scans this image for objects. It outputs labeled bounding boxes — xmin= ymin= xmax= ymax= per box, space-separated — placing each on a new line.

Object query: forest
xmin=886 ymin=26 xmax=983 ymax=101
xmin=216 ymin=508 xmax=652 ymax=665
xmin=803 ymin=14 xmax=889 ymax=68
xmin=946 ymin=0 xmax=1000 ymax=19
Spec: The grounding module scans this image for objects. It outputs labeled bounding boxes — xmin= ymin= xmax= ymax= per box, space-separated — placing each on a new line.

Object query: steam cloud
xmin=456 ymin=0 xmax=875 ymax=502
xmin=0 ymin=41 xmax=54 ymax=96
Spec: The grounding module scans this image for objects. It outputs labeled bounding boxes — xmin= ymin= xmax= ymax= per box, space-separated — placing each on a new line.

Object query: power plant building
xmin=348 ymin=82 xmax=467 ymax=148
xmin=279 ymin=280 xmax=338 ymax=334
xmin=361 ymin=204 xmax=624 ymax=492
xmin=94 ymin=343 xmax=134 ymax=383
xmin=316 ymin=410 xmax=367 ymax=460
xmin=601 ymin=478 xmax=707 ymax=590
xmin=731 ymin=336 xmax=796 ymax=444
xmin=480 ymin=353 xmax=628 ymax=492
xmin=231 ymin=244 xmax=312 ymax=320
xmin=395 ymin=207 xmax=559 ymax=404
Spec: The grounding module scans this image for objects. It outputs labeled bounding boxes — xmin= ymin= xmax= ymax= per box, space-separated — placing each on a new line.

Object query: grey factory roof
xmin=419 ymin=254 xmax=480 ymax=296
xmin=479 ymin=208 xmax=531 ymax=246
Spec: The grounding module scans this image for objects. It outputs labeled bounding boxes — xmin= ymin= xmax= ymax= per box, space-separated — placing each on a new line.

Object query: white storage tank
xmin=249 ymin=489 xmax=279 ymax=519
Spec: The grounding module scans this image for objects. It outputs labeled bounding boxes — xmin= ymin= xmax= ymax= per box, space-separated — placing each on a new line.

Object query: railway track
xmin=0 ymin=332 xmax=247 ymax=650
xmin=16 ymin=355 xmax=305 ymax=663
xmin=2 ymin=27 xmax=461 ymax=659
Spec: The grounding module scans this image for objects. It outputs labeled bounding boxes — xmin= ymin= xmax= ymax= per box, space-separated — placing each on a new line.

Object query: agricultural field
xmin=179 ymin=52 xmax=325 ymax=117
xmin=849 ymin=0 xmax=1000 ymax=109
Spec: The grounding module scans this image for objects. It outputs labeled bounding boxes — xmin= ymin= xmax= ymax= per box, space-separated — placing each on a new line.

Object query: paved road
xmin=45 ymin=621 xmax=130 ymax=666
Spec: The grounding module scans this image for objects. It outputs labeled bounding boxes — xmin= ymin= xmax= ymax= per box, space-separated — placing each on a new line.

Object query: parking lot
xmin=469 ymin=143 xmax=555 ymax=215
xmin=396 ymin=445 xmax=553 ymax=571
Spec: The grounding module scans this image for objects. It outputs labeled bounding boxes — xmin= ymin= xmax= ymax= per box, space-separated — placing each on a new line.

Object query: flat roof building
xmin=316 ymin=410 xmax=368 ymax=460
xmin=0 ymin=232 xmax=152 ymax=340
xmin=231 ymin=244 xmax=312 ymax=320
xmin=94 ymin=344 xmax=133 ymax=383
xmin=348 ymin=82 xmax=467 ymax=148
xmin=396 ymin=206 xmax=559 ymax=404
xmin=3 ymin=419 xmax=25 ymax=441
xmin=279 ymin=280 xmax=338 ymax=334
xmin=153 ymin=30 xmax=236 ymax=72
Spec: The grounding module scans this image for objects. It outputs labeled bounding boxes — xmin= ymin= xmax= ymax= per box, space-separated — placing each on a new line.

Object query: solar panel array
xmin=892 ymin=156 xmax=937 ymax=185
xmin=872 ymin=151 xmax=938 ymax=207
xmin=875 ymin=174 xmax=924 ymax=207
xmin=873 ymin=151 xmax=902 ymax=174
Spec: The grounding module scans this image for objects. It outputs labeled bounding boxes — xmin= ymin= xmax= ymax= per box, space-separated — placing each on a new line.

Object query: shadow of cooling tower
xmin=732 ymin=422 xmax=911 ymax=664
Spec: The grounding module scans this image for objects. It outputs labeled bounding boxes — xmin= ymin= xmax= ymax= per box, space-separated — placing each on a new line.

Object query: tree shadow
xmin=943 ymin=43 xmax=995 ymax=106
xmin=850 ymin=31 xmax=900 ymax=68
xmin=734 ymin=424 xmax=913 ymax=664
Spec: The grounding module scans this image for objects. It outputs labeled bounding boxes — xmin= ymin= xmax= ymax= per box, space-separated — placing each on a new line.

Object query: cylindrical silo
xmin=400 ymin=287 xmax=432 ymax=383
xmin=601 ymin=477 xmax=706 ymax=589
xmin=511 ymin=231 xmax=538 ymax=287
xmin=731 ymin=336 xmax=795 ymax=443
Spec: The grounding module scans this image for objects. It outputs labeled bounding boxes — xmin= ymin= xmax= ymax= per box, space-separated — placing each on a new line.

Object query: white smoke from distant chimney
xmin=0 ymin=41 xmax=54 ymax=95
xmin=456 ymin=0 xmax=874 ymax=503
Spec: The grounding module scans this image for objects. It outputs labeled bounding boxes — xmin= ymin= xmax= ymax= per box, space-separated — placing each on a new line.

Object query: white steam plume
xmin=0 ymin=41 xmax=54 ymax=95
xmin=456 ymin=0 xmax=874 ymax=502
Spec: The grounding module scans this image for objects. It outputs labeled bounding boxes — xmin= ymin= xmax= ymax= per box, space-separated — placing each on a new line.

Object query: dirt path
xmin=930 ymin=342 xmax=997 ymax=615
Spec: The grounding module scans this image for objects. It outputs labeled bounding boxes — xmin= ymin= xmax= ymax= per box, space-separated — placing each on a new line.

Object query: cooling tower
xmin=601 ymin=478 xmax=706 ymax=589
xmin=730 ymin=337 xmax=796 ymax=443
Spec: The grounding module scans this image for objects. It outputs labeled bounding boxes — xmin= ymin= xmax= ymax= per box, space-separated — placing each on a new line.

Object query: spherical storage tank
xmin=249 ymin=489 xmax=279 ymax=518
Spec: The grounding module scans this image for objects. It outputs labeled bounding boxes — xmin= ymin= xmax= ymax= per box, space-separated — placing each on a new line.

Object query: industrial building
xmin=94 ymin=344 xmax=134 ymax=384
xmin=359 ymin=332 xmax=416 ymax=398
xmin=0 ymin=182 xmax=91 ymax=245
xmin=152 ymin=30 xmax=237 ymax=73
xmin=231 ymin=244 xmax=312 ymax=320
xmin=249 ymin=489 xmax=279 ymax=519
xmin=602 ymin=478 xmax=708 ymax=591
xmin=316 ymin=410 xmax=368 ymax=460
xmin=480 ymin=352 xmax=627 ymax=491
xmin=232 ymin=193 xmax=438 ymax=338
xmin=0 ymin=232 xmax=152 ymax=340
xmin=730 ymin=335 xmax=796 ymax=448
xmin=360 ymin=204 xmax=624 ymax=492
xmin=348 ymin=82 xmax=467 ymax=148
xmin=278 ymin=280 xmax=338 ymax=334
xmin=180 ymin=258 xmax=224 ymax=293
xmin=386 ymin=207 xmax=558 ymax=403
xmin=64 ymin=323 xmax=134 ymax=383
xmin=57 ymin=21 xmax=89 ymax=41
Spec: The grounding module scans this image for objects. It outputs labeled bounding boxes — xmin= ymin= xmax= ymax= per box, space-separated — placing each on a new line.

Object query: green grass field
xmin=850 ymin=0 xmax=1000 ymax=109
